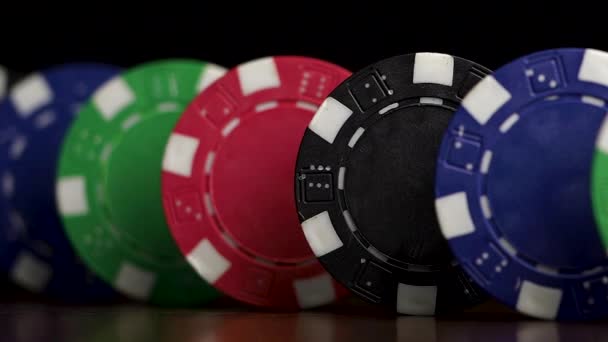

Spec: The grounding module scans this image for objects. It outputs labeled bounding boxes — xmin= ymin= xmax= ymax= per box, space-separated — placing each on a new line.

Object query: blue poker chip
xmin=0 ymin=64 xmax=120 ymax=301
xmin=0 ymin=66 xmax=8 ymax=101
xmin=435 ymin=48 xmax=608 ymax=320
xmin=0 ymin=66 xmax=23 ymax=102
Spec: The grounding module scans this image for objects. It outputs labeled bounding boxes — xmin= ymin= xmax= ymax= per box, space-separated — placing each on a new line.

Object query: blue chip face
xmin=0 ymin=64 xmax=120 ymax=301
xmin=435 ymin=48 xmax=608 ymax=320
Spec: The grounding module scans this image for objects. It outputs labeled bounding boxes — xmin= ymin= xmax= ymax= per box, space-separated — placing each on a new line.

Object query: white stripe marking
xmin=498 ymin=237 xmax=517 ymax=256
xmin=342 ymin=210 xmax=357 ymax=232
xmin=499 ymin=113 xmax=520 ymax=133
xmin=168 ymin=75 xmax=178 ymax=97
xmin=582 ymin=95 xmax=605 ymax=107
xmin=338 ymin=167 xmax=345 ymax=190
xmin=379 ymin=102 xmax=398 ymax=115
xmin=100 ymin=144 xmax=113 ymax=162
xmin=480 ymin=195 xmax=492 ymax=219
xmin=204 ymin=193 xmax=215 ymax=216
xmin=347 ymin=127 xmax=365 ymax=148
xmin=420 ymin=97 xmax=443 ymax=105
xmin=157 ymin=102 xmax=179 ymax=112
xmin=221 ymin=118 xmax=240 ymax=137
xmin=582 ymin=266 xmax=603 ymax=275
xmin=255 ymin=101 xmax=278 ymax=112
xmin=480 ymin=150 xmax=493 ymax=174
xmin=536 ymin=264 xmax=559 ymax=275
xmin=121 ymin=115 xmax=141 ymax=131
xmin=204 ymin=152 xmax=216 ymax=175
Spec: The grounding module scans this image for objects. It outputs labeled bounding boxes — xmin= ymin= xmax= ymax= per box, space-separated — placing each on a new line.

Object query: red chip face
xmin=162 ymin=56 xmax=351 ymax=309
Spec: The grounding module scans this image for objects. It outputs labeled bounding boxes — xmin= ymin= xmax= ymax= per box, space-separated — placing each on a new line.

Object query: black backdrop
xmin=0 ymin=2 xmax=604 ymax=74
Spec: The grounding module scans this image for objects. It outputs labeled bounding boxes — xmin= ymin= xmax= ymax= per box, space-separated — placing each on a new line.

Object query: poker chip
xmin=0 ymin=64 xmax=119 ymax=301
xmin=594 ymin=120 xmax=608 ymax=247
xmin=162 ymin=56 xmax=351 ymax=309
xmin=0 ymin=66 xmax=23 ymax=102
xmin=56 ymin=60 xmax=227 ymax=306
xmin=435 ymin=48 xmax=608 ymax=320
xmin=296 ymin=53 xmax=489 ymax=315
xmin=0 ymin=66 xmax=9 ymax=101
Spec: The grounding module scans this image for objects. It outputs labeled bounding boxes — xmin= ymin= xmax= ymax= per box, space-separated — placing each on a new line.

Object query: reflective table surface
xmin=1 ymin=284 xmax=606 ymax=342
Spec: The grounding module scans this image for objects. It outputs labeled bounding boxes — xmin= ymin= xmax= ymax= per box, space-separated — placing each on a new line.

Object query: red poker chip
xmin=162 ymin=56 xmax=351 ymax=309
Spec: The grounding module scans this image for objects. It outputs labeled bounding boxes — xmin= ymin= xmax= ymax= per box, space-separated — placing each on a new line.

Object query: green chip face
xmin=593 ymin=142 xmax=608 ymax=248
xmin=56 ymin=60 xmax=227 ymax=306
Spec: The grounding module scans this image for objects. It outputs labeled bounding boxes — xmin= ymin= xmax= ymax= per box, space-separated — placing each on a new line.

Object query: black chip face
xmin=295 ymin=53 xmax=491 ymax=314
xmin=302 ymin=172 xmax=334 ymax=202
xmin=350 ymin=73 xmax=388 ymax=111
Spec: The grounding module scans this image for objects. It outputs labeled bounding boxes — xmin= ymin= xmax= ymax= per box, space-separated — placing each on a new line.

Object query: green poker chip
xmin=593 ymin=129 xmax=608 ymax=248
xmin=56 ymin=60 xmax=226 ymax=306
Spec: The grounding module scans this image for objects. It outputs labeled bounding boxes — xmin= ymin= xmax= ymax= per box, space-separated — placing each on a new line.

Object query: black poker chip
xmin=295 ymin=53 xmax=490 ymax=315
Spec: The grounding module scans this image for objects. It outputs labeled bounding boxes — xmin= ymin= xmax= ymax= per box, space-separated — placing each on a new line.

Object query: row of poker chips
xmin=2 ymin=48 xmax=608 ymax=321
xmin=0 ymin=59 xmax=349 ymax=309
xmin=296 ymin=49 xmax=608 ymax=321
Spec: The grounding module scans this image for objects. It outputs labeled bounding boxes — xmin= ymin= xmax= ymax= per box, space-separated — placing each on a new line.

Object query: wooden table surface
xmin=0 ymin=284 xmax=606 ymax=341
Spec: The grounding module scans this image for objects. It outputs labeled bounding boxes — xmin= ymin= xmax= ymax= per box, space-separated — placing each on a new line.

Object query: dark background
xmin=1 ymin=4 xmax=608 ymax=340
xmin=0 ymin=3 xmax=603 ymax=73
